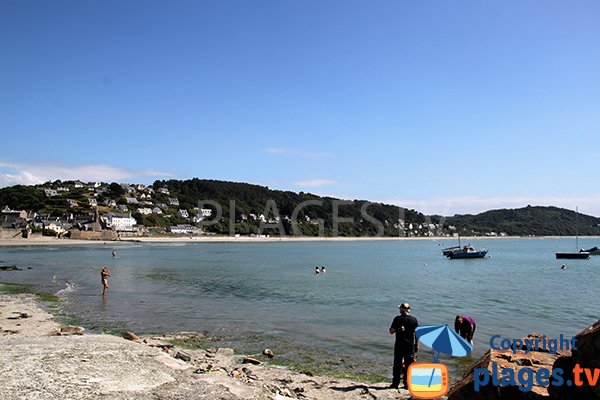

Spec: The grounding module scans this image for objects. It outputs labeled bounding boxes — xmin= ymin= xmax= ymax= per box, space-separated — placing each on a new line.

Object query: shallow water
xmin=1 ymin=237 xmax=598 ymax=379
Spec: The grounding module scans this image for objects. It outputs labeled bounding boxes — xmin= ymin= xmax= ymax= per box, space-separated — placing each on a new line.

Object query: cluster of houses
xmin=1 ymin=181 xmax=215 ymax=237
xmin=2 ymin=180 xmax=511 ymax=238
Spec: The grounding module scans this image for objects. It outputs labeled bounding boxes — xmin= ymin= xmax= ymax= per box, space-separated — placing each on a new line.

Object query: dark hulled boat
xmin=446 ymin=245 xmax=488 ymax=259
xmin=555 ymin=207 xmax=590 ymax=260
xmin=556 ymin=251 xmax=590 ymax=259
xmin=581 ymin=246 xmax=600 ymax=255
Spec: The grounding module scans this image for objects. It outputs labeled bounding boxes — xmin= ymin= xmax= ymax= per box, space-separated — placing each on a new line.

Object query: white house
xmin=152 ymin=207 xmax=163 ymax=215
xmin=169 ymin=198 xmax=180 ymax=206
xmin=66 ymin=199 xmax=78 ymax=208
xmin=125 ymin=197 xmax=139 ymax=205
xmin=137 ymin=208 xmax=152 ymax=215
xmin=104 ymin=213 xmax=137 ymax=231
xmin=178 ymin=209 xmax=189 ymax=218
xmin=44 ymin=221 xmax=68 ymax=235
xmin=44 ymin=189 xmax=58 ymax=197
xmin=88 ymin=198 xmax=98 ymax=207
xmin=200 ymin=208 xmax=212 ymax=217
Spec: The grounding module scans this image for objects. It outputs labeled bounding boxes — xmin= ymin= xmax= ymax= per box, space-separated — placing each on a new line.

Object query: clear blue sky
xmin=2 ymin=1 xmax=600 ymax=216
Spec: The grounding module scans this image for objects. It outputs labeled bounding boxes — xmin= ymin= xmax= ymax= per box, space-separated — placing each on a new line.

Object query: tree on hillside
xmin=109 ymin=182 xmax=126 ymax=197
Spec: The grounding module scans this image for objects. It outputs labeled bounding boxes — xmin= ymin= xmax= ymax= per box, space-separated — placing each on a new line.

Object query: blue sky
xmin=2 ymin=1 xmax=600 ymax=216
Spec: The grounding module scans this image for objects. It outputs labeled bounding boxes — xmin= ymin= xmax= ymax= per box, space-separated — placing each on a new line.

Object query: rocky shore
xmin=0 ymin=294 xmax=414 ymax=400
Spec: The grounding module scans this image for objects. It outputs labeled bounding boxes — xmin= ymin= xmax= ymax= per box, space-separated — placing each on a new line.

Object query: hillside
xmin=151 ymin=179 xmax=425 ymax=236
xmin=0 ymin=179 xmax=426 ymax=237
xmin=442 ymin=205 xmax=600 ymax=236
xmin=2 ymin=180 xmax=600 ymax=237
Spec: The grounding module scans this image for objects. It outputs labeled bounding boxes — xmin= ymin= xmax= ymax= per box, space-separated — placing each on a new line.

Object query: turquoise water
xmin=1 ymin=237 xmax=599 ymax=378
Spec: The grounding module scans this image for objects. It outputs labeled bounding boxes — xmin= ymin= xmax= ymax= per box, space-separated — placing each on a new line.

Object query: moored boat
xmin=581 ymin=246 xmax=600 ymax=255
xmin=555 ymin=207 xmax=590 ymax=260
xmin=442 ymin=245 xmax=462 ymax=257
xmin=446 ymin=245 xmax=488 ymax=259
xmin=556 ymin=252 xmax=590 ymax=259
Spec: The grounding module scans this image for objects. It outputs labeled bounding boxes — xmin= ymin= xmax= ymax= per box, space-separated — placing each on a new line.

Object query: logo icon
xmin=407 ymin=362 xmax=449 ymax=398
xmin=408 ymin=324 xmax=473 ymax=398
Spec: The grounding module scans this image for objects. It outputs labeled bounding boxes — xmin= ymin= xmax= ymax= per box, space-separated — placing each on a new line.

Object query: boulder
xmin=448 ymin=333 xmax=570 ymax=400
xmin=60 ymin=325 xmax=85 ymax=335
xmin=175 ymin=351 xmax=192 ymax=362
xmin=216 ymin=348 xmax=234 ymax=357
xmin=242 ymin=357 xmax=261 ymax=365
xmin=0 ymin=265 xmax=22 ymax=271
xmin=573 ymin=320 xmax=600 ymax=397
xmin=263 ymin=348 xmax=275 ymax=358
xmin=122 ymin=331 xmax=140 ymax=341
xmin=549 ymin=320 xmax=600 ymax=399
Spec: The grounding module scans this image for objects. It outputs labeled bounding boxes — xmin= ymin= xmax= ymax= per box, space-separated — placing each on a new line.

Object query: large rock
xmin=0 ymin=265 xmax=22 ymax=271
xmin=549 ymin=320 xmax=600 ymax=399
xmin=60 ymin=325 xmax=85 ymax=335
xmin=574 ymin=320 xmax=600 ymax=397
xmin=448 ymin=333 xmax=571 ymax=400
xmin=122 ymin=330 xmax=140 ymax=341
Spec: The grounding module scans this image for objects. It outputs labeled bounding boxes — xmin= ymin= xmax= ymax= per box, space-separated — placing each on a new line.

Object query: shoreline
xmin=2 ymin=233 xmax=599 ymax=247
xmin=0 ymin=291 xmax=417 ymax=399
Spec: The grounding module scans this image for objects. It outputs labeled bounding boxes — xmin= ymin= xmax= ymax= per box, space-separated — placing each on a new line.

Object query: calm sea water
xmin=1 ymin=237 xmax=599 ymax=378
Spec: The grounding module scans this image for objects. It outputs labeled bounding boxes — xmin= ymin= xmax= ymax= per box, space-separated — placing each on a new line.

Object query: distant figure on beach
xmin=561 ymin=264 xmax=567 ymax=270
xmin=389 ymin=303 xmax=418 ymax=389
xmin=454 ymin=315 xmax=476 ymax=345
xmin=112 ymin=250 xmax=117 ymax=258
xmin=321 ymin=266 xmax=326 ymax=273
xmin=315 ymin=266 xmax=320 ymax=274
xmin=101 ymin=266 xmax=111 ymax=296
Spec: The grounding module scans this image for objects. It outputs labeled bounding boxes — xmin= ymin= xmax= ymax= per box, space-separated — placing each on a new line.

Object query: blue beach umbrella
xmin=416 ymin=324 xmax=473 ymax=362
xmin=415 ymin=324 xmax=473 ymax=388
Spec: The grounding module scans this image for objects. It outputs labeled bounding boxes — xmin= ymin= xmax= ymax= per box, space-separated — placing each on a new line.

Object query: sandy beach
xmin=0 ymin=232 xmax=536 ymax=247
xmin=0 ymin=293 xmax=418 ymax=400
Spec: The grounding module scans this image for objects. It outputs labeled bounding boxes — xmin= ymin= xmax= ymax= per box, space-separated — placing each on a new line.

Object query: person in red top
xmin=454 ymin=315 xmax=476 ymax=345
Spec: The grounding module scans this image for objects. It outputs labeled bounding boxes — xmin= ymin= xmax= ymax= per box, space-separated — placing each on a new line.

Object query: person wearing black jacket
xmin=389 ymin=303 xmax=419 ymax=389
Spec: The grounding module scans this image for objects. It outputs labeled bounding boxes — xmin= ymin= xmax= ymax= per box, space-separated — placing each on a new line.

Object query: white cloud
xmin=380 ymin=195 xmax=600 ymax=218
xmin=265 ymin=147 xmax=332 ymax=158
xmin=0 ymin=161 xmax=175 ymax=187
xmin=294 ymin=179 xmax=338 ymax=188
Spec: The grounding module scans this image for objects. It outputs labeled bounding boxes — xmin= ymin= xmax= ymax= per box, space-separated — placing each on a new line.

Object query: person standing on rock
xmin=454 ymin=315 xmax=476 ymax=345
xmin=389 ymin=303 xmax=419 ymax=389
xmin=101 ymin=266 xmax=111 ymax=296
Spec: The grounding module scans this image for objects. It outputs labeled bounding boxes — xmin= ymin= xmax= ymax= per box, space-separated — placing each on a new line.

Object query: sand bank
xmin=0 ymin=293 xmax=416 ymax=399
xmin=0 ymin=232 xmax=527 ymax=247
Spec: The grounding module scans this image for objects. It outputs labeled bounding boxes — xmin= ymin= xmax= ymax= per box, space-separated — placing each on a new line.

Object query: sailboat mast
xmin=576 ymin=207 xmax=579 ymax=250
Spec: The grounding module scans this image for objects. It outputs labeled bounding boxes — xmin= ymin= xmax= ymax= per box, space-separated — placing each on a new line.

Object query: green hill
xmin=442 ymin=205 xmax=600 ymax=236
xmin=2 ymin=180 xmax=599 ymax=237
xmin=0 ymin=179 xmax=426 ymax=237
xmin=152 ymin=178 xmax=424 ymax=236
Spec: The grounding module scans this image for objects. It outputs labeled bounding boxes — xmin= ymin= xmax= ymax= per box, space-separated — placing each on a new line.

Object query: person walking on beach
xmin=454 ymin=315 xmax=476 ymax=345
xmin=315 ymin=266 xmax=320 ymax=274
xmin=101 ymin=266 xmax=111 ymax=296
xmin=389 ymin=303 xmax=418 ymax=389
